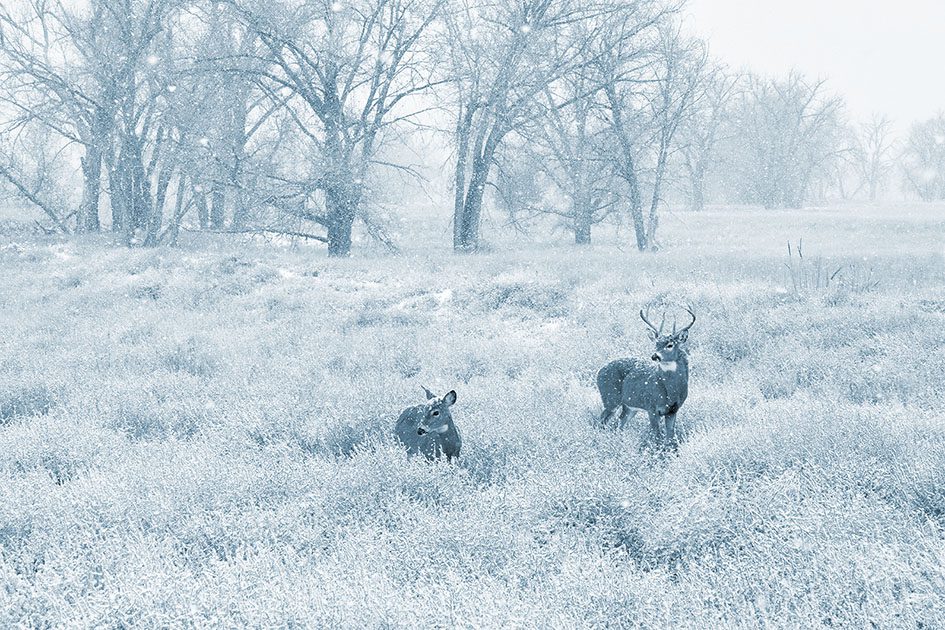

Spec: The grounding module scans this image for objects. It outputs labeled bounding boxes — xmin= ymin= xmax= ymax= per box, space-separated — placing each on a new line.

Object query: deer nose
xmin=417 ymin=427 xmax=427 ymax=435
xmin=651 ymin=354 xmax=660 ymax=361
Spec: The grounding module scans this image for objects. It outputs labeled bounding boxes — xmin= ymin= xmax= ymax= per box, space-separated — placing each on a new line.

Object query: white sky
xmin=684 ymin=0 xmax=945 ymax=129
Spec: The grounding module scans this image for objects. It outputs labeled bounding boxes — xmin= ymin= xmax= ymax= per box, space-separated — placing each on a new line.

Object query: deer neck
xmin=657 ymin=352 xmax=689 ymax=385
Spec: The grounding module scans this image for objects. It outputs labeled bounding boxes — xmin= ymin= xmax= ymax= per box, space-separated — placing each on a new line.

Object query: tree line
xmin=0 ymin=0 xmax=941 ymax=256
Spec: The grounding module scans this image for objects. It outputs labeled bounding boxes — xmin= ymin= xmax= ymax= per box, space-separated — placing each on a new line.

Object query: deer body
xmin=395 ymin=388 xmax=461 ymax=461
xmin=598 ymin=307 xmax=695 ymax=449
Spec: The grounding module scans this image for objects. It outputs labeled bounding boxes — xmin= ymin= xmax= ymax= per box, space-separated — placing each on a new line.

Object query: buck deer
xmin=597 ymin=306 xmax=695 ymax=449
xmin=395 ymin=386 xmax=461 ymax=461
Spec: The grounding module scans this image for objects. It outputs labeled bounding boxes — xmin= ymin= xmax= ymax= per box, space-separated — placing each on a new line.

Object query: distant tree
xmin=227 ymin=0 xmax=444 ymax=257
xmin=442 ymin=0 xmax=604 ymax=251
xmin=729 ymin=73 xmax=844 ymax=209
xmin=0 ymin=0 xmax=187 ymax=242
xmin=0 ymin=0 xmax=114 ymax=232
xmin=676 ymin=65 xmax=739 ymax=212
xmin=491 ymin=142 xmax=551 ymax=233
xmin=522 ymin=19 xmax=620 ymax=245
xmin=848 ymin=114 xmax=897 ymax=202
xmin=531 ymin=78 xmax=619 ymax=244
xmin=640 ymin=25 xmax=705 ymax=247
xmin=593 ymin=1 xmax=682 ymax=251
xmin=0 ymin=125 xmax=75 ymax=232
xmin=901 ymin=113 xmax=945 ymax=201
xmin=166 ymin=1 xmax=263 ymax=232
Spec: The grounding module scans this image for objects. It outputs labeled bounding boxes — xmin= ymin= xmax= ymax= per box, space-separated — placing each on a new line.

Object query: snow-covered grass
xmin=1 ymin=204 xmax=944 ymax=626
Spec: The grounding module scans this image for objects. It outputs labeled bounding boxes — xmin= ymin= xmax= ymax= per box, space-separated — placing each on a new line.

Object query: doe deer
xmin=395 ymin=386 xmax=461 ymax=461
xmin=597 ymin=306 xmax=695 ymax=450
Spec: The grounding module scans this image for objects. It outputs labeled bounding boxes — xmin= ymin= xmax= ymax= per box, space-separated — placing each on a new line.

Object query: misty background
xmin=1 ymin=0 xmax=943 ymax=256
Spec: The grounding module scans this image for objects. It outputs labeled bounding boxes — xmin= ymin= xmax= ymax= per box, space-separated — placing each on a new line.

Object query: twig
xmin=184 ymin=226 xmax=329 ymax=243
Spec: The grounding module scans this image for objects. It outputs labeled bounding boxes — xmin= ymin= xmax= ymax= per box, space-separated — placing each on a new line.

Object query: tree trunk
xmin=455 ymin=155 xmax=490 ymax=251
xmin=646 ymin=142 xmax=669 ymax=249
xmin=604 ymin=85 xmax=646 ymax=251
xmin=325 ymin=184 xmax=359 ymax=257
xmin=573 ymin=183 xmax=592 ymax=245
xmin=109 ymin=159 xmax=124 ymax=233
xmin=452 ymin=104 xmax=477 ymax=250
xmin=107 ymin=133 xmax=153 ymax=243
xmin=228 ymin=90 xmax=249 ymax=228
xmin=195 ymin=190 xmax=209 ymax=229
xmin=574 ymin=213 xmax=592 ymax=244
xmin=210 ymin=182 xmax=226 ymax=229
xmin=616 ymin=161 xmax=646 ymax=251
xmin=127 ymin=141 xmax=151 ymax=241
xmin=689 ymin=168 xmax=705 ymax=212
xmin=145 ymin=162 xmax=172 ymax=245
xmin=453 ymin=136 xmax=470 ymax=248
xmin=232 ymin=181 xmax=248 ymax=228
xmin=79 ymin=147 xmax=102 ymax=232
xmin=167 ymin=172 xmax=188 ymax=244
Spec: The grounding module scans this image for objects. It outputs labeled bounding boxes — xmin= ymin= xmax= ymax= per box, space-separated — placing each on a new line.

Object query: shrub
xmin=0 ymin=385 xmax=54 ymax=424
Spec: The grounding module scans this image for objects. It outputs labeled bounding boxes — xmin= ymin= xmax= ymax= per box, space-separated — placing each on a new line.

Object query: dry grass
xmin=0 ymin=203 xmax=943 ymax=626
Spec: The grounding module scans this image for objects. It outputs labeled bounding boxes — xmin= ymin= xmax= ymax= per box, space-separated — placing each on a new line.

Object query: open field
xmin=1 ymin=204 xmax=944 ymax=626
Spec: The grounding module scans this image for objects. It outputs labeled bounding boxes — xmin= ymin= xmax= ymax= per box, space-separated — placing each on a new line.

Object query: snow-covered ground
xmin=1 ymin=204 xmax=943 ymax=626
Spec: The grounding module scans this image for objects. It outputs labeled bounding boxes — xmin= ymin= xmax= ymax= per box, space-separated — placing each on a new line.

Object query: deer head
xmin=416 ymin=386 xmax=457 ymax=436
xmin=640 ymin=305 xmax=695 ymax=363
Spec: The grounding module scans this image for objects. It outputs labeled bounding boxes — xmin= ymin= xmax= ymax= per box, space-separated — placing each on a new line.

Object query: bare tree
xmin=93 ymin=1 xmax=185 ymax=245
xmin=443 ymin=0 xmax=609 ymax=251
xmin=845 ymin=114 xmax=896 ymax=202
xmin=901 ymin=113 xmax=945 ymax=202
xmin=728 ymin=73 xmax=844 ymax=209
xmin=514 ymin=16 xmax=623 ymax=245
xmin=0 ymin=0 xmax=118 ymax=232
xmin=640 ymin=25 xmax=705 ymax=247
xmin=0 ymin=125 xmax=75 ymax=232
xmin=676 ymin=64 xmax=738 ymax=212
xmin=532 ymin=78 xmax=618 ymax=244
xmin=593 ymin=1 xmax=680 ymax=251
xmin=226 ymin=0 xmax=444 ymax=256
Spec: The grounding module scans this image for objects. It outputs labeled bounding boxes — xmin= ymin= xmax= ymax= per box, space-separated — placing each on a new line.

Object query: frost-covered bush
xmin=0 ymin=384 xmax=55 ymax=424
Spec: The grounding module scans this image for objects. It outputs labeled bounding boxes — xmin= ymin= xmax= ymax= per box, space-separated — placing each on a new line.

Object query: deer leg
xmin=664 ymin=413 xmax=678 ymax=451
xmin=648 ymin=412 xmax=663 ymax=443
xmin=599 ymin=406 xmax=615 ymax=428
xmin=617 ymin=405 xmax=632 ymax=428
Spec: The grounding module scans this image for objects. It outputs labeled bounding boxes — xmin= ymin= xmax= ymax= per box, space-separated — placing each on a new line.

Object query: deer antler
xmin=640 ymin=307 xmax=664 ymax=336
xmin=678 ymin=305 xmax=696 ymax=333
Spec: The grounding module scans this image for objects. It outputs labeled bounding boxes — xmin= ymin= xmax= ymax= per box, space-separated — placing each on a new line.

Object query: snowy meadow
xmin=1 ymin=203 xmax=943 ymax=626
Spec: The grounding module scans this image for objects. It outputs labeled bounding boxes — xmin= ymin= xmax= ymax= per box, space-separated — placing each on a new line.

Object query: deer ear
xmin=422 ymin=385 xmax=436 ymax=400
xmin=647 ymin=328 xmax=659 ymax=340
xmin=442 ymin=390 xmax=457 ymax=406
xmin=675 ymin=330 xmax=688 ymax=343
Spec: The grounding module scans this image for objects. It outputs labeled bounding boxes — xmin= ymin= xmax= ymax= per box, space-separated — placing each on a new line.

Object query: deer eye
xmin=666 ymin=343 xmax=674 ymax=349
xmin=431 ymin=410 xmax=440 ymax=417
